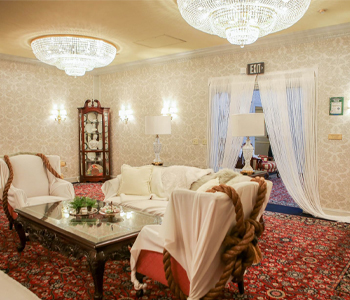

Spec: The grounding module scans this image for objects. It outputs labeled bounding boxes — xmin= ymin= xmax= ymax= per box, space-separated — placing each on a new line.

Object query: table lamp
xmin=145 ymin=116 xmax=171 ymax=165
xmin=231 ymin=113 xmax=265 ymax=175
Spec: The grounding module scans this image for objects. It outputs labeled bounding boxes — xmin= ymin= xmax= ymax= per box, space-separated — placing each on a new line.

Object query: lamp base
xmin=152 ymin=162 xmax=163 ymax=166
xmin=241 ymin=136 xmax=254 ymax=174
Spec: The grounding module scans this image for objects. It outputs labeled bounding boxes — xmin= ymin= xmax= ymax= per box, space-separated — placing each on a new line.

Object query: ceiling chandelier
xmin=31 ymin=35 xmax=117 ymax=76
xmin=177 ymin=0 xmax=311 ymax=48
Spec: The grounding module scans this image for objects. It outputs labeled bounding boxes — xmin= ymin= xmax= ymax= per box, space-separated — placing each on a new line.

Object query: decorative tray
xmin=69 ymin=207 xmax=98 ymax=216
xmin=99 ymin=206 xmax=120 ymax=216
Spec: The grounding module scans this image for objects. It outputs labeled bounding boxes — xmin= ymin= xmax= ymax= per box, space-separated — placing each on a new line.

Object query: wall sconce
xmin=119 ymin=105 xmax=133 ymax=124
xmin=52 ymin=104 xmax=67 ymax=123
xmin=161 ymin=104 xmax=178 ymax=120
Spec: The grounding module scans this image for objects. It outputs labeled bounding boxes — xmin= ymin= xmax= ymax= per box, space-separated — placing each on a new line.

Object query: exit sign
xmin=247 ymin=62 xmax=264 ymax=75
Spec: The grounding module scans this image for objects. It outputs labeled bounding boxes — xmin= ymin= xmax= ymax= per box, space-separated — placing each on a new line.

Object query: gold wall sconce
xmin=161 ymin=104 xmax=177 ymax=120
xmin=119 ymin=105 xmax=133 ymax=124
xmin=52 ymin=104 xmax=67 ymax=123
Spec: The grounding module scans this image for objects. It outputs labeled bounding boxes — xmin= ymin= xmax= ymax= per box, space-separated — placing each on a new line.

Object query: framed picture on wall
xmin=329 ymin=97 xmax=344 ymax=115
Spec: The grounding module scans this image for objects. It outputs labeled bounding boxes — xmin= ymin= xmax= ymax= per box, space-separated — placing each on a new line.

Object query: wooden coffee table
xmin=14 ymin=201 xmax=161 ymax=300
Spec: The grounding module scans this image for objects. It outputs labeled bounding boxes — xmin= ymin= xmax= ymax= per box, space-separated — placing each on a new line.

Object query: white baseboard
xmin=322 ymin=208 xmax=350 ymax=217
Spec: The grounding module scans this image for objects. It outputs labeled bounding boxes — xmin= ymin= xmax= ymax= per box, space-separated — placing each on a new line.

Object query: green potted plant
xmin=70 ymin=196 xmax=85 ymax=214
xmin=85 ymin=197 xmax=97 ymax=212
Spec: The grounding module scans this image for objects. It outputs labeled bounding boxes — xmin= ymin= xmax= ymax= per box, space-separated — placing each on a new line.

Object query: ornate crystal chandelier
xmin=31 ymin=35 xmax=117 ymax=76
xmin=177 ymin=0 xmax=311 ymax=48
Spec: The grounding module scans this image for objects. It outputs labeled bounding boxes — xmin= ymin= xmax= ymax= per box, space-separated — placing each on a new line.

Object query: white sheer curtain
xmin=208 ymin=75 xmax=256 ymax=171
xmin=258 ymin=69 xmax=349 ymax=222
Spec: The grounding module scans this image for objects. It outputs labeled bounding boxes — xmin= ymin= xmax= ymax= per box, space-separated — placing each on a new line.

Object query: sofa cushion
xmin=150 ymin=166 xmax=165 ymax=198
xmin=121 ymin=200 xmax=168 ymax=217
xmin=104 ymin=197 xmax=167 ymax=217
xmin=118 ymin=164 xmax=153 ymax=196
xmin=197 ymin=178 xmax=220 ymax=192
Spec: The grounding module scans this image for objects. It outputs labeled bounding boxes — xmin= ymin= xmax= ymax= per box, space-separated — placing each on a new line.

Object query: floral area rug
xmin=268 ymin=177 xmax=299 ymax=208
xmin=73 ymin=182 xmax=104 ymax=201
xmin=1 ymin=186 xmax=350 ymax=299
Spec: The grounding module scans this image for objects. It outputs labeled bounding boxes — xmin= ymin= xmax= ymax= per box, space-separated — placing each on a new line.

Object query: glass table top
xmin=15 ymin=201 xmax=161 ymax=245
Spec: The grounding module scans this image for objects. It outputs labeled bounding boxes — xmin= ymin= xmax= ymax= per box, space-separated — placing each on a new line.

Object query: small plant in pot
xmin=85 ymin=197 xmax=96 ymax=212
xmin=70 ymin=196 xmax=85 ymax=214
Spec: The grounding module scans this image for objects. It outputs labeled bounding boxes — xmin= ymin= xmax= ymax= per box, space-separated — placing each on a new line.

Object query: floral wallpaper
xmin=100 ymin=35 xmax=350 ymax=211
xmin=0 ymin=60 xmax=94 ymax=181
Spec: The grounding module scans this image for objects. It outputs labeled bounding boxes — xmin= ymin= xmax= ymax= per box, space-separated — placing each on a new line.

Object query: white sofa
xmin=102 ymin=164 xmax=273 ymax=217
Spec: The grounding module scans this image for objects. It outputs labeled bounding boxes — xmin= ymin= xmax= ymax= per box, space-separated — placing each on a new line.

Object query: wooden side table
xmin=248 ymin=170 xmax=268 ymax=179
xmin=235 ymin=169 xmax=268 ymax=179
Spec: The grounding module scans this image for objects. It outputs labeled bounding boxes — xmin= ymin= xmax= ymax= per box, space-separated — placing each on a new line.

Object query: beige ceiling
xmin=0 ymin=0 xmax=349 ymax=66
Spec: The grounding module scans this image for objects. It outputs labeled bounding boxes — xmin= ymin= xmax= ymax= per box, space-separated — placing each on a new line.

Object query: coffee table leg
xmin=14 ymin=221 xmax=26 ymax=252
xmin=88 ymin=251 xmax=106 ymax=300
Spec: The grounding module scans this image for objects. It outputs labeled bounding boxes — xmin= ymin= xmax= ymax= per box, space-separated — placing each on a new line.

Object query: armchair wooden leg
xmin=238 ymin=281 xmax=244 ymax=294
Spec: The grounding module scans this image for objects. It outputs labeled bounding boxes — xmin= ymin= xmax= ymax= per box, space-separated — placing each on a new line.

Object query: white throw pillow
xmin=118 ymin=165 xmax=153 ymax=196
xmin=197 ymin=177 xmax=220 ymax=192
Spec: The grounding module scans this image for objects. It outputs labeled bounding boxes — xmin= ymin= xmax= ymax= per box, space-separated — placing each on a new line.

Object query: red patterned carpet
xmin=0 ymin=184 xmax=349 ymax=300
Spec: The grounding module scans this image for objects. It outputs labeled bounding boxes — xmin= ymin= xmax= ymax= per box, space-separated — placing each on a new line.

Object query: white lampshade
xmin=231 ymin=113 xmax=265 ymax=137
xmin=145 ymin=116 xmax=171 ymax=135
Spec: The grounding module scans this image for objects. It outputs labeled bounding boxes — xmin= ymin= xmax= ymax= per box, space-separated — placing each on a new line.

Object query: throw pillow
xmin=197 ymin=177 xmax=220 ymax=192
xmin=118 ymin=164 xmax=153 ymax=196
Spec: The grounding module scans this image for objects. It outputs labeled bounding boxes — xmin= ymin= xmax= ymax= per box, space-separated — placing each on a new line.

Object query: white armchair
xmin=0 ymin=153 xmax=75 ymax=229
xmin=130 ymin=177 xmax=273 ymax=299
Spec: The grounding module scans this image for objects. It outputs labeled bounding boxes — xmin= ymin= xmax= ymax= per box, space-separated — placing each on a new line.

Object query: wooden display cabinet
xmin=78 ymin=99 xmax=111 ymax=182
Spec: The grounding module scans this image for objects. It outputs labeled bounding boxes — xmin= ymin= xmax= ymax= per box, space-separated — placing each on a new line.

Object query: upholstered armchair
xmin=130 ymin=176 xmax=273 ymax=299
xmin=257 ymin=155 xmax=279 ymax=177
xmin=0 ymin=153 xmax=75 ymax=229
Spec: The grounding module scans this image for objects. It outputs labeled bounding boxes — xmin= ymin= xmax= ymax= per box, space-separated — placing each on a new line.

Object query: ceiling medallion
xmin=177 ymin=0 xmax=311 ymax=48
xmin=31 ymin=35 xmax=117 ymax=76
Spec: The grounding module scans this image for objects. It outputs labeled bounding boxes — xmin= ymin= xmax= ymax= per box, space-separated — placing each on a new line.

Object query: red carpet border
xmin=0 ymin=183 xmax=349 ymax=299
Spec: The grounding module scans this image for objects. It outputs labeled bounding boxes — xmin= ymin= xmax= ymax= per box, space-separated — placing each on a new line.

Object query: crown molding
xmin=1 ymin=23 xmax=349 ymax=75
xmin=0 ymin=53 xmax=42 ymax=65
xmin=91 ymin=22 xmax=350 ymax=75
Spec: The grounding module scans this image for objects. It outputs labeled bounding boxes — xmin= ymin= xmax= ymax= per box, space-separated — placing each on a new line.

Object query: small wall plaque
xmin=247 ymin=62 xmax=264 ymax=75
xmin=328 ymin=134 xmax=342 ymax=140
xmin=329 ymin=97 xmax=344 ymax=115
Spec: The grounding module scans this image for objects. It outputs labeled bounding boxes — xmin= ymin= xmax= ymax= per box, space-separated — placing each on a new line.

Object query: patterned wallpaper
xmin=100 ymin=35 xmax=350 ymax=211
xmin=0 ymin=35 xmax=349 ymax=211
xmin=0 ymin=60 xmax=94 ymax=181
